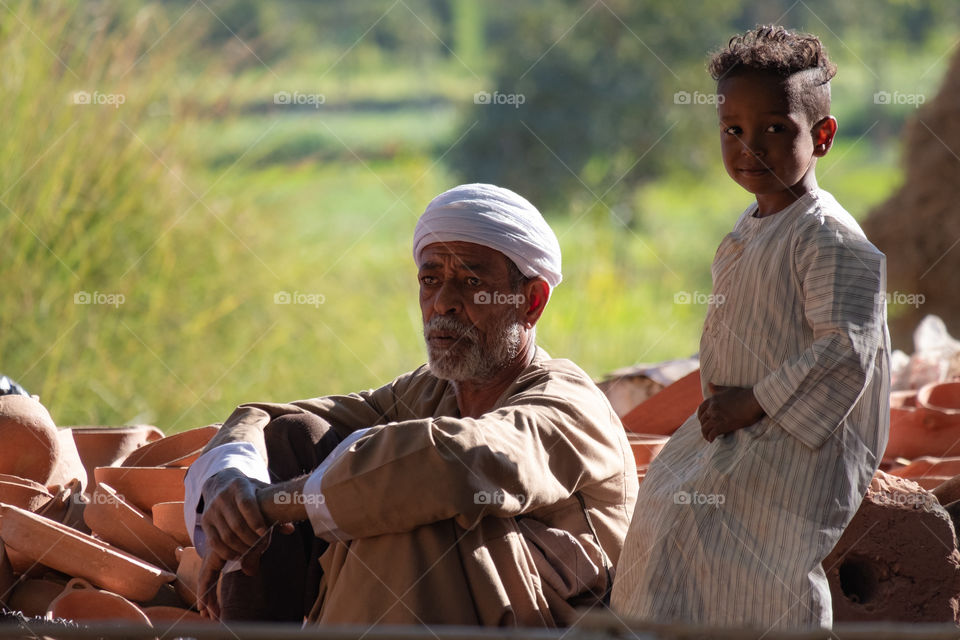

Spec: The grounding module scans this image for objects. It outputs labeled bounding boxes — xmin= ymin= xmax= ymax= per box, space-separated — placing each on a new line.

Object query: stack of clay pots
xmin=886 ymin=380 xmax=960 ymax=497
xmin=0 ymin=393 xmax=216 ymax=627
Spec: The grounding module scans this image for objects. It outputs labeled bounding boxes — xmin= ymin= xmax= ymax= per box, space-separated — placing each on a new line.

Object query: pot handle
xmin=63 ymin=577 xmax=95 ymax=592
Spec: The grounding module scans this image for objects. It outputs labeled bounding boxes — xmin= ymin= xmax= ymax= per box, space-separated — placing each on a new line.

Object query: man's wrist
xmin=257 ymin=477 xmax=309 ymax=526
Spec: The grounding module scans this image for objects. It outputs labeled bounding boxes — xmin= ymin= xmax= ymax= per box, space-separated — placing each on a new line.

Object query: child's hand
xmin=697 ymin=383 xmax=766 ymax=442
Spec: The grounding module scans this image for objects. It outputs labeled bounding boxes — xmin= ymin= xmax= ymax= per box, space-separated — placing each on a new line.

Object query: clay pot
xmin=6 ymin=577 xmax=66 ymax=617
xmin=36 ymin=477 xmax=90 ymax=534
xmin=174 ymin=546 xmax=202 ymax=608
xmin=919 ymin=381 xmax=960 ymax=412
xmin=0 ymin=503 xmax=174 ymax=601
xmin=83 ymin=483 xmax=180 ymax=571
xmin=932 ymin=475 xmax=960 ymax=507
xmin=0 ymin=541 xmax=14 ymax=608
xmin=626 ymin=433 xmax=669 ymax=467
xmin=122 ymin=425 xmax=219 ymax=468
xmin=621 ymin=369 xmax=702 ymax=435
xmin=908 ymin=476 xmax=953 ymax=491
xmin=885 ymin=405 xmax=960 ymax=460
xmin=890 ymin=389 xmax=918 ymax=409
xmin=143 ymin=605 xmax=209 ymax=624
xmin=47 ymin=578 xmax=152 ymax=625
xmin=0 ymin=476 xmax=53 ymax=511
xmin=68 ymin=425 xmax=164 ymax=493
xmin=46 ymin=428 xmax=89 ymax=494
xmin=888 ymin=456 xmax=960 ymax=479
xmin=0 ymin=395 xmax=60 ymax=484
xmin=152 ymin=501 xmax=191 ymax=547
xmin=93 ymin=466 xmax=187 ymax=513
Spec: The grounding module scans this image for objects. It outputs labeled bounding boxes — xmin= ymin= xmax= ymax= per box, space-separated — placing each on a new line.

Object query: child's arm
xmin=750 ymin=218 xmax=887 ymax=450
xmin=698 ymin=383 xmax=765 ymax=442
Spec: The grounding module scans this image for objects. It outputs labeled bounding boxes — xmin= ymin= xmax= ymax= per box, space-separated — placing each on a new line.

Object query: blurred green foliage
xmin=1 ymin=0 xmax=954 ymax=430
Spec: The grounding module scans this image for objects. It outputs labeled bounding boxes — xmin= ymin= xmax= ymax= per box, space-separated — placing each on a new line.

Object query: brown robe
xmin=203 ymin=348 xmax=638 ymax=626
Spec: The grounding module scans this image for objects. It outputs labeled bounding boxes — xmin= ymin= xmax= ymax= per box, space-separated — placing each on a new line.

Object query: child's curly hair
xmin=709 ymin=25 xmax=836 ymax=121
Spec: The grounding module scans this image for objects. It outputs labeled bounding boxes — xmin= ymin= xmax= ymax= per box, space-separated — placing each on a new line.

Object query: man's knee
xmin=263 ymin=412 xmax=341 ymax=481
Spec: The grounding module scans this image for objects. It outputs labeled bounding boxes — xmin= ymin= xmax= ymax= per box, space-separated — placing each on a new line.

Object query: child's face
xmin=717 ymin=70 xmax=834 ymax=215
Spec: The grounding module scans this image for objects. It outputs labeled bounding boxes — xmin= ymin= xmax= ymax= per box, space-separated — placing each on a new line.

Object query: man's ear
xmin=522 ymin=278 xmax=550 ymax=328
xmin=812 ymin=116 xmax=838 ymax=157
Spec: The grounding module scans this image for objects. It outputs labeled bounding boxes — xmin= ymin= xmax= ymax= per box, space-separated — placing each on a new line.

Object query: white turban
xmin=412 ymin=183 xmax=562 ymax=290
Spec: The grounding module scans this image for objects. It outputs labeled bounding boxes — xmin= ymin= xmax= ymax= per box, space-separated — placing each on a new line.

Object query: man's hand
xmin=697 ymin=383 xmax=766 ymax=443
xmin=199 ymin=468 xmax=270 ymax=562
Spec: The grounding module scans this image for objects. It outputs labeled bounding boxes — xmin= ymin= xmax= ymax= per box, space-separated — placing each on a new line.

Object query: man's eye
xmin=420 ymin=276 xmax=437 ymax=285
xmin=466 ymin=277 xmax=481 ymax=287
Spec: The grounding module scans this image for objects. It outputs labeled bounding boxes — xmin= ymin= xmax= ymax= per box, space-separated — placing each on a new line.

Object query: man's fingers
xmin=236 ymin=491 xmax=269 ymax=537
xmin=197 ymin=553 xmax=225 ymax=620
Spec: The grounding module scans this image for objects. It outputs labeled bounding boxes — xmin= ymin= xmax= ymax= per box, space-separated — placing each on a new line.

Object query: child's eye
xmin=765 ymin=124 xmax=785 ymax=133
xmin=722 ymin=126 xmax=740 ymax=136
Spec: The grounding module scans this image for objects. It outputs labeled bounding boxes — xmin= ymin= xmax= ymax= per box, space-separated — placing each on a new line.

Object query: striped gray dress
xmin=611 ymin=189 xmax=890 ymax=629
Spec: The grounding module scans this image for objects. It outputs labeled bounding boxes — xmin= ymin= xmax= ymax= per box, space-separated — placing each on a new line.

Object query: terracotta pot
xmin=93 ymin=466 xmax=187 ymax=513
xmin=907 ymin=476 xmax=952 ymax=491
xmin=0 ymin=503 xmax=174 ymax=601
xmin=884 ymin=405 xmax=960 ymax=460
xmin=621 ymin=369 xmax=702 ymax=435
xmin=0 ymin=476 xmax=53 ymax=512
xmin=143 ymin=605 xmax=210 ymax=624
xmin=0 ymin=395 xmax=60 ymax=484
xmin=84 ymin=483 xmax=180 ymax=571
xmin=37 ymin=477 xmax=90 ymax=534
xmin=6 ymin=577 xmax=65 ymax=617
xmin=46 ymin=428 xmax=88 ymax=494
xmin=932 ymin=475 xmax=960 ymax=507
xmin=890 ymin=389 xmax=918 ymax=409
xmin=47 ymin=577 xmax=152 ymax=625
xmin=626 ymin=433 xmax=670 ymax=467
xmin=887 ymin=456 xmax=960 ymax=479
xmin=0 ymin=541 xmax=14 ymax=608
xmin=174 ymin=546 xmax=202 ymax=608
xmin=151 ymin=501 xmax=191 ymax=547
xmin=918 ymin=381 xmax=960 ymax=413
xmin=122 ymin=425 xmax=219 ymax=468
xmin=68 ymin=425 xmax=164 ymax=493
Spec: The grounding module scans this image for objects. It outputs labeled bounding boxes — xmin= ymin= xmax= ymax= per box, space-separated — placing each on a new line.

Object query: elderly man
xmin=184 ymin=184 xmax=638 ymax=626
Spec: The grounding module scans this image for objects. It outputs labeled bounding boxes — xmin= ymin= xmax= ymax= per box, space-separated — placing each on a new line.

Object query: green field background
xmin=1 ymin=1 xmax=951 ymax=431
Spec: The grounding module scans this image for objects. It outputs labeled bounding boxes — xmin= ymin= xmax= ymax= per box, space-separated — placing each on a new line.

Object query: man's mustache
xmin=423 ymin=316 xmax=478 ymax=343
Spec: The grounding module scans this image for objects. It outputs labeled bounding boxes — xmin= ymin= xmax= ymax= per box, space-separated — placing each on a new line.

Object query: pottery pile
xmin=0 ymin=394 xmax=218 ymax=628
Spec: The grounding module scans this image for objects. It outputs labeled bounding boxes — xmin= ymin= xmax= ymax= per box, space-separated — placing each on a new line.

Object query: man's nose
xmin=433 ymin=279 xmax=464 ymax=315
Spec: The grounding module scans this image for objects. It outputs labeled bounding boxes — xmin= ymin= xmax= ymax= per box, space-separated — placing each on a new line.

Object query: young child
xmin=611 ymin=26 xmax=890 ymax=629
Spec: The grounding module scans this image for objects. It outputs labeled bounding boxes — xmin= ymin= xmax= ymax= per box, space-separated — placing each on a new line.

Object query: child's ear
xmin=812 ymin=116 xmax=838 ymax=157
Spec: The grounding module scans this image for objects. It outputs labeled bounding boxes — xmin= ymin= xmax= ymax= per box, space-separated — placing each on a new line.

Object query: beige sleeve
xmin=202 ymin=383 xmax=400 ymax=463
xmin=319 ymin=370 xmax=626 ymax=539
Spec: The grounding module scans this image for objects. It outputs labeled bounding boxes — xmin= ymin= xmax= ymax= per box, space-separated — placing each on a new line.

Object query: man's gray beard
xmin=424 ymin=314 xmax=524 ymax=382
